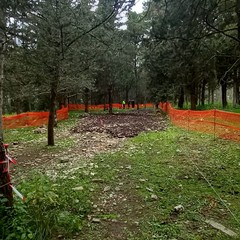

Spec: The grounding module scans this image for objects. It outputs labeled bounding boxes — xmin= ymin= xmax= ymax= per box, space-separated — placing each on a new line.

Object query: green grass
xmin=1 ymin=172 xmax=92 ymax=240
xmin=85 ymin=128 xmax=240 ymax=239
xmin=124 ymin=128 xmax=240 ymax=239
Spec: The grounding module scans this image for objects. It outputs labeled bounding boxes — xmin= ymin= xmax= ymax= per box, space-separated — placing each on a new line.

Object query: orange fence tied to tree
xmin=3 ymin=107 xmax=68 ymax=129
xmin=160 ymin=102 xmax=240 ymax=142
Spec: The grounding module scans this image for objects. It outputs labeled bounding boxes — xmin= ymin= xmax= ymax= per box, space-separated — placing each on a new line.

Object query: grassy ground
xmin=83 ymin=128 xmax=240 ymax=240
xmin=1 ymin=111 xmax=240 ymax=239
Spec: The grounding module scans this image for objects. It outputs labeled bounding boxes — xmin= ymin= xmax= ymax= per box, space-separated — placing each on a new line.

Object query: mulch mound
xmin=72 ymin=110 xmax=167 ymax=138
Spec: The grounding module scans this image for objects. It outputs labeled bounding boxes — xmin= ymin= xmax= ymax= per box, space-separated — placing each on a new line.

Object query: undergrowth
xmin=1 ymin=173 xmax=92 ymax=239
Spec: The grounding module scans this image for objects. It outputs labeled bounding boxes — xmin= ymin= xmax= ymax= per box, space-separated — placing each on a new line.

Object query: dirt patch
xmin=72 ymin=110 xmax=167 ymax=138
xmin=10 ymin=131 xmax=126 ymax=181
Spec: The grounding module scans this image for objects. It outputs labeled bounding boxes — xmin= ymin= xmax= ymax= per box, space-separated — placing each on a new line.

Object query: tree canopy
xmin=1 ymin=0 xmax=240 ymax=143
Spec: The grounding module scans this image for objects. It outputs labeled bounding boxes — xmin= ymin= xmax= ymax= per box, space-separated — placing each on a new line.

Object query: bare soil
xmin=72 ymin=110 xmax=167 ymax=138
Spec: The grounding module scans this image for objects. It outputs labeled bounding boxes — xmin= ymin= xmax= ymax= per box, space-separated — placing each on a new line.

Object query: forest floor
xmin=3 ymin=109 xmax=240 ymax=240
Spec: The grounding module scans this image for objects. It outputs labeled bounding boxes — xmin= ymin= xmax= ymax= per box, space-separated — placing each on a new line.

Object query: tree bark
xmin=190 ymin=83 xmax=197 ymax=110
xmin=0 ymin=3 xmax=6 ymax=141
xmin=108 ymin=86 xmax=113 ymax=114
xmin=201 ymin=80 xmax=206 ymax=106
xmin=84 ymin=88 xmax=89 ymax=113
xmin=237 ymin=0 xmax=240 ymax=40
xmin=104 ymin=94 xmax=107 ymax=111
xmin=211 ymin=89 xmax=214 ymax=104
xmin=0 ymin=142 xmax=13 ymax=209
xmin=125 ymin=86 xmax=129 ymax=104
xmin=48 ymin=80 xmax=57 ymax=146
xmin=220 ymin=79 xmax=227 ymax=108
xmin=178 ymin=86 xmax=184 ymax=109
xmin=134 ymin=53 xmax=139 ymax=110
xmin=235 ymin=0 xmax=240 ymax=106
xmin=233 ymin=71 xmax=239 ymax=107
xmin=0 ymin=47 xmax=4 ymax=140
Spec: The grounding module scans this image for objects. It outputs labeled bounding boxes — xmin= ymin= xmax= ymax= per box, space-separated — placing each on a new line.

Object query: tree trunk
xmin=178 ymin=86 xmax=184 ymax=109
xmin=108 ymin=86 xmax=113 ymax=114
xmin=236 ymin=0 xmax=240 ymax=106
xmin=125 ymin=86 xmax=129 ymax=104
xmin=211 ymin=89 xmax=214 ymax=104
xmin=208 ymin=87 xmax=211 ymax=104
xmin=15 ymin=99 xmax=21 ymax=114
xmin=190 ymin=83 xmax=197 ymax=110
xmin=134 ymin=54 xmax=139 ymax=110
xmin=0 ymin=4 xmax=6 ymax=141
xmin=220 ymin=79 xmax=227 ymax=108
xmin=84 ymin=88 xmax=89 ymax=113
xmin=237 ymin=0 xmax=240 ymax=40
xmin=104 ymin=94 xmax=106 ymax=111
xmin=201 ymin=80 xmax=206 ymax=106
xmin=233 ymin=73 xmax=239 ymax=107
xmin=0 ymin=47 xmax=4 ymax=140
xmin=0 ymin=142 xmax=13 ymax=209
xmin=48 ymin=80 xmax=57 ymax=146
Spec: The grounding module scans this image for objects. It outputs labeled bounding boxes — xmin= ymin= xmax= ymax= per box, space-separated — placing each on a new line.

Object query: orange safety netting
xmin=3 ymin=103 xmax=154 ymax=130
xmin=3 ymin=107 xmax=68 ymax=129
xmin=160 ymin=102 xmax=240 ymax=142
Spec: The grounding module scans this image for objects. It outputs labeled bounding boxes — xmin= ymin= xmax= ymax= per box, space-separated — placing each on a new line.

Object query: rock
xmin=92 ymin=218 xmax=101 ymax=223
xmin=103 ymin=186 xmax=111 ymax=192
xmin=33 ymin=127 xmax=47 ymax=134
xmin=72 ymin=186 xmax=84 ymax=191
xmin=174 ymin=204 xmax=184 ymax=213
xmin=151 ymin=194 xmax=158 ymax=200
xmin=205 ymin=219 xmax=237 ymax=237
xmin=146 ymin=187 xmax=154 ymax=192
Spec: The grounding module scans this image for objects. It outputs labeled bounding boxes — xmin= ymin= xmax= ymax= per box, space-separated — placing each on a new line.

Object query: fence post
xmin=0 ymin=141 xmax=13 ymax=209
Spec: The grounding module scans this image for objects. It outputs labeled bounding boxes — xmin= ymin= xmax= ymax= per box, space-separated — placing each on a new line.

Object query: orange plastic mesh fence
xmin=68 ymin=103 xmax=154 ymax=111
xmin=3 ymin=107 xmax=68 ymax=129
xmin=161 ymin=102 xmax=240 ymax=142
xmin=3 ymin=103 xmax=154 ymax=130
